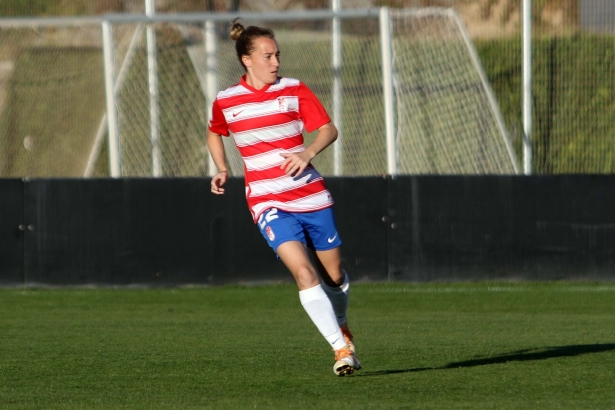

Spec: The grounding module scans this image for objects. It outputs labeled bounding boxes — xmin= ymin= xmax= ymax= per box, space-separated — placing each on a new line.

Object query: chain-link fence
xmin=467 ymin=0 xmax=615 ymax=174
xmin=1 ymin=2 xmax=614 ymax=177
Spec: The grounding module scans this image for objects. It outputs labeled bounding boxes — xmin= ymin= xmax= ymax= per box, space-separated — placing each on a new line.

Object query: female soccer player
xmin=206 ymin=19 xmax=360 ymax=376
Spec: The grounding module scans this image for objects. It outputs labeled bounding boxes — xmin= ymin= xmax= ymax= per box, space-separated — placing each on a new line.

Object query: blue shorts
xmin=257 ymin=207 xmax=342 ymax=254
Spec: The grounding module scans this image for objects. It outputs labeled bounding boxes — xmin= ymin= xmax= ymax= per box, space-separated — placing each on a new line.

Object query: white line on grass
xmin=368 ymin=285 xmax=615 ymax=293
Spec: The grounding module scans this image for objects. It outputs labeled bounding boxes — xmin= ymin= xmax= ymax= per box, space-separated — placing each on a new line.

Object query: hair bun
xmin=230 ymin=18 xmax=244 ymax=41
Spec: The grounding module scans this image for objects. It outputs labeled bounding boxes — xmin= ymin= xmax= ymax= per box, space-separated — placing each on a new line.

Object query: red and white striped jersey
xmin=208 ymin=76 xmax=334 ymax=222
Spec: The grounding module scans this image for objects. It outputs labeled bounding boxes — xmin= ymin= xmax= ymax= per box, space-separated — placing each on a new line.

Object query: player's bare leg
xmin=313 ymin=247 xmax=344 ymax=286
xmin=276 ymin=240 xmax=320 ymax=290
xmin=277 ymin=241 xmax=359 ymax=375
xmin=276 ymin=241 xmax=345 ymax=346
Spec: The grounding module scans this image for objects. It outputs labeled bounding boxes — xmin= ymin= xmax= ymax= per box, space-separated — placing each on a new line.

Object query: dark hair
xmin=230 ymin=18 xmax=275 ymax=71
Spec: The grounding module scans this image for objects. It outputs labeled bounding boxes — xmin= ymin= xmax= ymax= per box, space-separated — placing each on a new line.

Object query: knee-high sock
xmin=299 ymin=284 xmax=347 ymax=350
xmin=321 ymin=271 xmax=350 ymax=326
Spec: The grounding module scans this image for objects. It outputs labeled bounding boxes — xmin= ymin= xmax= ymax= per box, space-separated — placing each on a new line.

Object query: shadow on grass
xmin=357 ymin=343 xmax=615 ymax=377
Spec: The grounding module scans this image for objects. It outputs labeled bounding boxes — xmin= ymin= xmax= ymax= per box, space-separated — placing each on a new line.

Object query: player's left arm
xmin=280 ymin=122 xmax=337 ymax=177
xmin=280 ymin=82 xmax=337 ymax=176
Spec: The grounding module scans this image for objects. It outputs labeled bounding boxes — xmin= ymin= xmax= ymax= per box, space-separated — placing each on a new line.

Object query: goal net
xmin=391 ymin=8 xmax=518 ymax=174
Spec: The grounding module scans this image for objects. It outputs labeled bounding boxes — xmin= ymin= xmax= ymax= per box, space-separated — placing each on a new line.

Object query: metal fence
xmin=0 ymin=2 xmax=614 ymax=177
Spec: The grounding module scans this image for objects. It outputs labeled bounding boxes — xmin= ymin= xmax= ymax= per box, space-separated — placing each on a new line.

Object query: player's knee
xmin=295 ymin=263 xmax=316 ymax=279
xmin=293 ymin=264 xmax=319 ymax=289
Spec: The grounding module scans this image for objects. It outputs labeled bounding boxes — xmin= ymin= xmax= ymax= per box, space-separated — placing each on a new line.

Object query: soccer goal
xmin=390 ymin=8 xmax=519 ymax=174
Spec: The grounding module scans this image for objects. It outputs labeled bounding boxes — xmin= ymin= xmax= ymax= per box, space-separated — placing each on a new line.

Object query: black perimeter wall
xmin=1 ymin=176 xmax=614 ymax=285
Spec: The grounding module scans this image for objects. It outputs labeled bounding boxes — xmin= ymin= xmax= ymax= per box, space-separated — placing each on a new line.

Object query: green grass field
xmin=2 ymin=282 xmax=615 ymax=409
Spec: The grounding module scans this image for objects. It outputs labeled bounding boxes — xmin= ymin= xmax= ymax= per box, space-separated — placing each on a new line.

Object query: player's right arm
xmin=207 ymin=130 xmax=229 ymax=195
xmin=207 ymin=99 xmax=230 ymax=195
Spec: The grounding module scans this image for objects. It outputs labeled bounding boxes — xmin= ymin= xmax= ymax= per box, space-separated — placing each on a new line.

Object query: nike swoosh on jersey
xmin=233 ymin=109 xmax=245 ymax=117
xmin=327 ymin=233 xmax=338 ymax=243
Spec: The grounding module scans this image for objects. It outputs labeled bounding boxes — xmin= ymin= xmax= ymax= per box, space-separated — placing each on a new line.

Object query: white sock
xmin=299 ymin=285 xmax=347 ymax=351
xmin=321 ymin=271 xmax=350 ymax=326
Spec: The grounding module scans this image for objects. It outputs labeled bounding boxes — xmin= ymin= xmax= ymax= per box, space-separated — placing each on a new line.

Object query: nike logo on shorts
xmin=327 ymin=233 xmax=338 ymax=243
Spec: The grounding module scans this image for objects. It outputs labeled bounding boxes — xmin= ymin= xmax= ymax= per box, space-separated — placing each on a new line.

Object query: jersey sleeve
xmin=297 ymin=82 xmax=331 ymax=133
xmin=208 ymin=99 xmax=230 ymax=136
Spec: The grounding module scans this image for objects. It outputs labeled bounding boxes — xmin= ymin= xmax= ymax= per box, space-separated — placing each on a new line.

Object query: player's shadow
xmin=357 ymin=343 xmax=615 ymax=377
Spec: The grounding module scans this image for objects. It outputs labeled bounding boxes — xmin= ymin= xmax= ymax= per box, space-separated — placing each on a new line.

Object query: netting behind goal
xmin=0 ymin=8 xmax=518 ymax=177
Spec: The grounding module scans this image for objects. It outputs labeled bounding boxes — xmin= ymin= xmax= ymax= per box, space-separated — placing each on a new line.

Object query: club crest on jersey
xmin=278 ymin=97 xmax=288 ymax=112
xmin=266 ymin=226 xmax=276 ymax=241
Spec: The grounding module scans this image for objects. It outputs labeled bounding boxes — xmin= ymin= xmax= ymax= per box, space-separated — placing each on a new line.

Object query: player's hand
xmin=280 ymin=151 xmax=312 ymax=177
xmin=211 ymin=170 xmax=228 ymax=195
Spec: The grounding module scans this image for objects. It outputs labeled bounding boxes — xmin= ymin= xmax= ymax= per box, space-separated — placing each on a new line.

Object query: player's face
xmin=243 ymin=37 xmax=280 ymax=89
